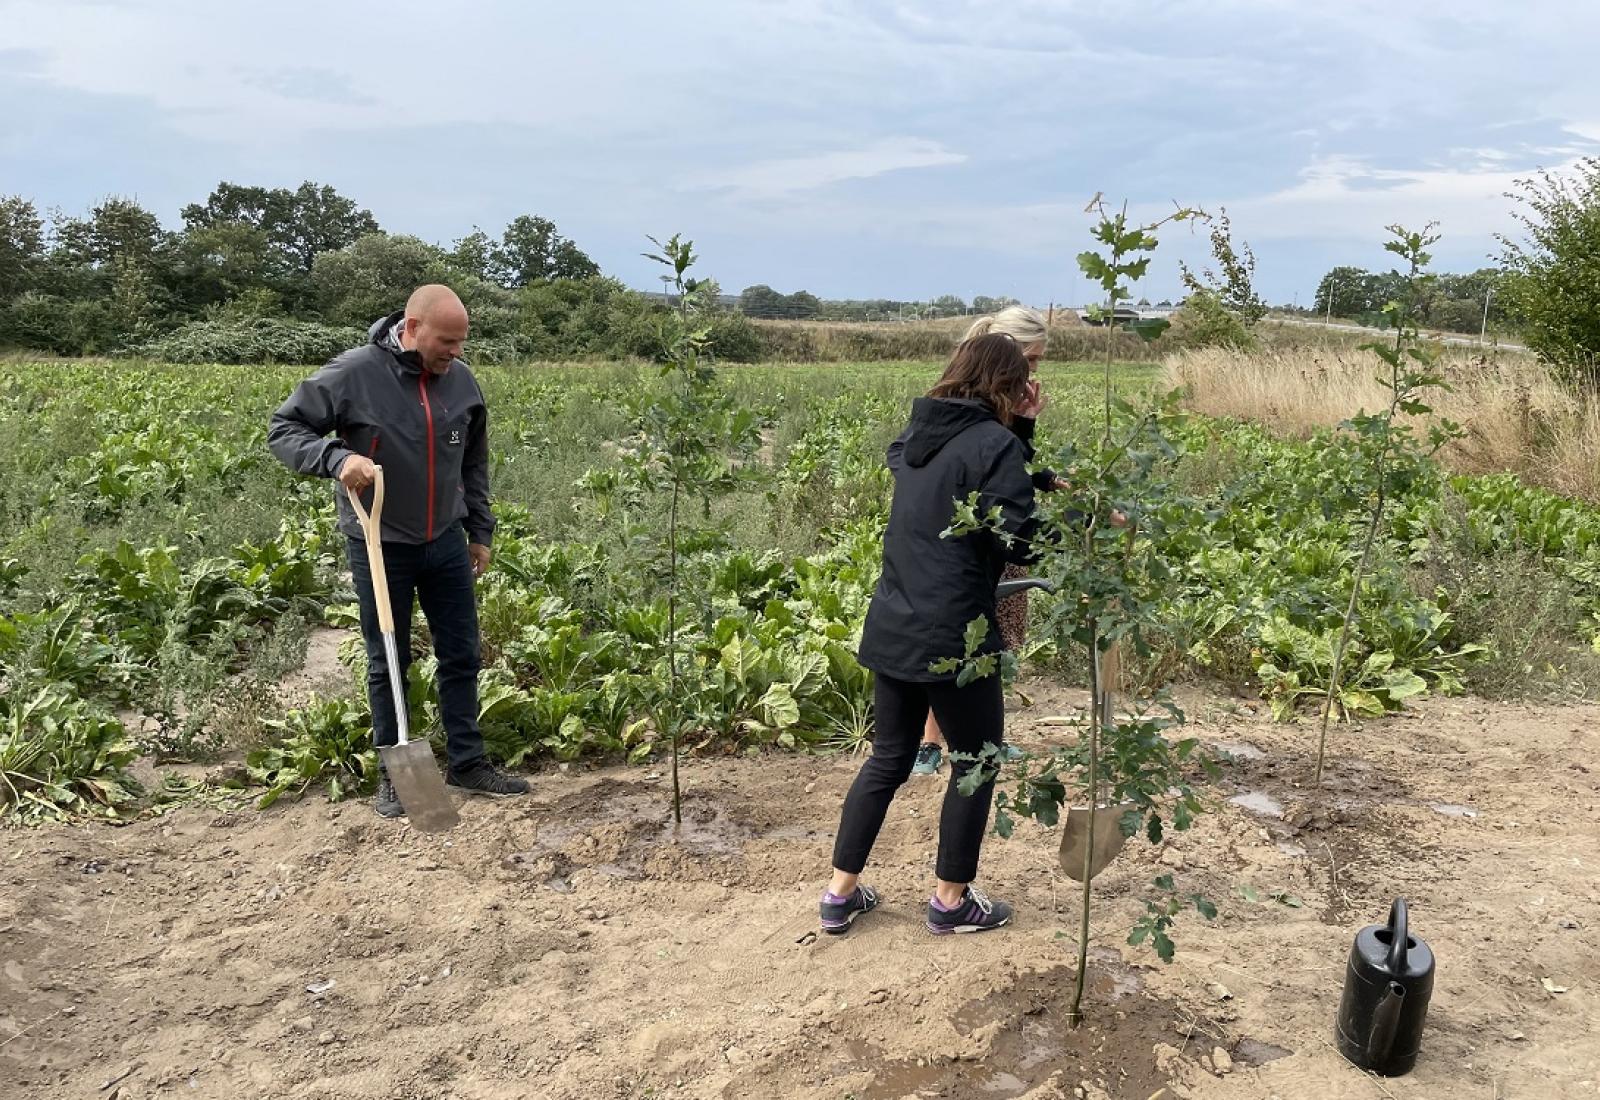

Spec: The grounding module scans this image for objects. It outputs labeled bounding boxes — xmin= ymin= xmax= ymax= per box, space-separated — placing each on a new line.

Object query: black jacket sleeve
xmin=267 ymin=361 xmax=356 ymax=479
xmin=462 ymin=380 xmax=495 ymax=547
xmin=1009 ymin=416 xmax=1060 ymax=493
xmin=979 ymin=435 xmax=1045 ymax=566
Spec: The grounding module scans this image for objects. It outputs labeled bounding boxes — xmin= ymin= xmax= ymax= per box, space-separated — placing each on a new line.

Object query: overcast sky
xmin=4 ymin=0 xmax=1598 ymax=306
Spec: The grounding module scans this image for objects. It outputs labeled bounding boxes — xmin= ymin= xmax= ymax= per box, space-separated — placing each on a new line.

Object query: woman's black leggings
xmin=831 ymin=671 xmax=1003 ymax=884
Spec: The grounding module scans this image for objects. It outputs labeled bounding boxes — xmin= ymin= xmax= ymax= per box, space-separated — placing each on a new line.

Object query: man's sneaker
xmin=819 ymin=884 xmax=880 ymax=935
xmin=446 ymin=758 xmax=531 ymax=797
xmin=374 ymin=775 xmax=404 ymax=819
xmin=912 ymin=743 xmax=944 ymax=775
xmin=926 ymin=886 xmax=1014 ymax=935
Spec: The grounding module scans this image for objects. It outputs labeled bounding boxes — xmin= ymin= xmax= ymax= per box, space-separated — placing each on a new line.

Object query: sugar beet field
xmin=1 ymin=356 xmax=1598 ymax=1099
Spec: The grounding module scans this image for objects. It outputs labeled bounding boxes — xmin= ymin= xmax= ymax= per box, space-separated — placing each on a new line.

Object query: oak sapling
xmin=1313 ymin=224 xmax=1466 ymax=785
xmin=944 ymin=198 xmax=1218 ymax=1027
xmin=632 ymin=234 xmax=763 ymax=822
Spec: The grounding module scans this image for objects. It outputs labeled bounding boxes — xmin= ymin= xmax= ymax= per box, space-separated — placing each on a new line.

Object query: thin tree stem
xmin=1074 ymin=218 xmax=1125 ymax=1027
xmin=1313 ymin=476 xmax=1385 ymax=785
xmin=1070 ymin=628 xmax=1102 ymax=1029
xmin=668 ymin=474 xmax=682 ymax=824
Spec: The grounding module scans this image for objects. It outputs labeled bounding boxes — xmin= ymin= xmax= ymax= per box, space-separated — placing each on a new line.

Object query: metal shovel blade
xmin=1059 ymin=802 xmax=1136 ymax=882
xmin=379 ymin=740 xmax=460 ymax=833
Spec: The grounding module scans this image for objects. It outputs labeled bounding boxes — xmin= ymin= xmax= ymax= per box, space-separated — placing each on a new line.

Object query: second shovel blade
xmin=379 ymin=740 xmax=461 ymax=833
xmin=1059 ymin=803 xmax=1135 ymax=882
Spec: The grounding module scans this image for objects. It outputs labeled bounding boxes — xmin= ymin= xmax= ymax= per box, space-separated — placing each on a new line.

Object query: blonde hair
xmin=962 ymin=304 xmax=1047 ymax=348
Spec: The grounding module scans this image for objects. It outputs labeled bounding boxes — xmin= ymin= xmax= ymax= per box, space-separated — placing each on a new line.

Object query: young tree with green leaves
xmin=629 ymin=234 xmax=762 ymax=821
xmin=946 ymin=198 xmax=1217 ymax=1026
xmin=1178 ymin=207 xmax=1265 ymax=348
xmin=1500 ymin=157 xmax=1600 ymax=383
xmin=1313 ymin=225 xmax=1464 ymax=783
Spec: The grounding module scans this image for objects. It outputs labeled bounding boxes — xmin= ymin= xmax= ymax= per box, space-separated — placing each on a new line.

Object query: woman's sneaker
xmin=926 ymin=886 xmax=1014 ymax=935
xmin=819 ymin=884 xmax=880 ymax=935
xmin=912 ymin=743 xmax=944 ymax=775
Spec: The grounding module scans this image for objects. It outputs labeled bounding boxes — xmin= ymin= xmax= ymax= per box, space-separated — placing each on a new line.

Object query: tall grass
xmin=1162 ymin=347 xmax=1600 ymax=501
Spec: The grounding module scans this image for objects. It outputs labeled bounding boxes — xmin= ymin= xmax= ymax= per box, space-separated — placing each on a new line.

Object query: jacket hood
xmin=903 ymin=397 xmax=998 ymax=467
xmin=369 ymin=310 xmax=424 ymax=373
xmin=369 ymin=310 xmax=403 ymax=345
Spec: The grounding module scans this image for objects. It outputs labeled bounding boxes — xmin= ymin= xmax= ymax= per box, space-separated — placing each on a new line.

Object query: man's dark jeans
xmin=346 ymin=522 xmax=485 ymax=771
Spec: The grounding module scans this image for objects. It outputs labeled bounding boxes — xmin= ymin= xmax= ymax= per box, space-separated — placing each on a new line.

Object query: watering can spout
xmin=1368 ymin=982 xmax=1406 ymax=1062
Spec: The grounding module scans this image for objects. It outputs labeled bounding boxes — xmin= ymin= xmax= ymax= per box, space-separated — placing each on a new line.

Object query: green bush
xmin=133 ymin=317 xmax=363 ymax=364
xmin=1501 ymin=157 xmax=1600 ymax=382
xmin=2 ymin=291 xmax=120 ymax=355
xmin=1168 ymin=289 xmax=1256 ymax=351
xmin=310 ymin=233 xmax=453 ymax=328
xmin=513 ymin=276 xmax=680 ymax=360
xmin=704 ymin=313 xmax=764 ymax=362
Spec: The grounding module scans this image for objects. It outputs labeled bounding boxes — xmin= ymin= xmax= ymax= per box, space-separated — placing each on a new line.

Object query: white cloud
xmin=691 ymin=138 xmax=967 ymax=198
xmin=6 ymin=0 xmax=1600 ymax=303
xmin=1223 ymin=152 xmax=1587 ymax=241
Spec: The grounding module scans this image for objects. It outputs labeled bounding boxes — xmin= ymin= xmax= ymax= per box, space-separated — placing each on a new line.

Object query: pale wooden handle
xmin=345 ymin=467 xmax=394 ymax=634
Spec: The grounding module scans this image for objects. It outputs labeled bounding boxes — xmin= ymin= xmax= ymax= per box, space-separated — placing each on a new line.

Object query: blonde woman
xmin=913 ymin=305 xmax=1057 ymax=775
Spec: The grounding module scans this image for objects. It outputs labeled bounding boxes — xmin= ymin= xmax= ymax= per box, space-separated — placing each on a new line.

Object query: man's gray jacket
xmin=267 ymin=311 xmax=495 ymax=547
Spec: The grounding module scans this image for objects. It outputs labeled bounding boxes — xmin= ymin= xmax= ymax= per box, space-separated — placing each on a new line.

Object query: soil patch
xmin=2 ymin=684 xmax=1597 ymax=1098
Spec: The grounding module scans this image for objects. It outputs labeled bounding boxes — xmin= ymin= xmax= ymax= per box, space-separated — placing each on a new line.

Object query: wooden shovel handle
xmin=345 ymin=467 xmax=395 ymax=634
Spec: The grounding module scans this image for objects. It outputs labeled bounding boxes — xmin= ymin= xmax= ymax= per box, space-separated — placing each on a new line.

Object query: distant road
xmin=1272 ymin=315 xmax=1527 ymax=352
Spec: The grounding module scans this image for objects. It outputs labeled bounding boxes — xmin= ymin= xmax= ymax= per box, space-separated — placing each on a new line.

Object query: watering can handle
xmin=1386 ymin=898 xmax=1409 ymax=973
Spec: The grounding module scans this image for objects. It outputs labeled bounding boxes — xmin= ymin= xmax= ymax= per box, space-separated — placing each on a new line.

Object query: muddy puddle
xmin=1228 ymin=790 xmax=1285 ymax=818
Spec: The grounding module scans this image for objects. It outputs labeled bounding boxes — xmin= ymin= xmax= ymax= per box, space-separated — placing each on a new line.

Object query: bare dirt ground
xmin=3 ymin=679 xmax=1597 ymax=1099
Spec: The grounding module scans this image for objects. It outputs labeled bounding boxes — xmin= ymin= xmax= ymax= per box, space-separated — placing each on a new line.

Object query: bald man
xmin=269 ymin=284 xmax=530 ymax=818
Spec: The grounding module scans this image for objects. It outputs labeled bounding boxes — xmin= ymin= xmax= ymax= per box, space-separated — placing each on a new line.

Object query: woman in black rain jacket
xmin=820 ymin=333 xmax=1050 ymax=937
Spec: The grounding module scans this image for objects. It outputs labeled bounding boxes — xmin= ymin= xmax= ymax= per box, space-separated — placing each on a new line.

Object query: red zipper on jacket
xmin=417 ymin=375 xmax=436 ymax=540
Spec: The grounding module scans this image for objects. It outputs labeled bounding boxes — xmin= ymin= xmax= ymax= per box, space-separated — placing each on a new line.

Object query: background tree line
xmin=734 ymin=286 xmax=1021 ymax=322
xmin=0 ymin=181 xmax=761 ymax=363
xmin=5 ymin=156 xmax=1600 ymax=380
xmin=1309 ymin=264 xmax=1513 ymax=335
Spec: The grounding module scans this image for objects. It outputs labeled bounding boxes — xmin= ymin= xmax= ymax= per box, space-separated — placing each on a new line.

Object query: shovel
xmin=1057 ymin=634 xmax=1133 ymax=882
xmin=347 ymin=468 xmax=460 ymax=833
xmin=988 ymin=574 xmax=1130 ymax=880
xmin=1057 ymin=519 xmax=1141 ymax=882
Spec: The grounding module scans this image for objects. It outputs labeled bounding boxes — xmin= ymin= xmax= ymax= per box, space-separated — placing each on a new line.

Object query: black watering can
xmin=1336 ymin=899 xmax=1435 ymax=1076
